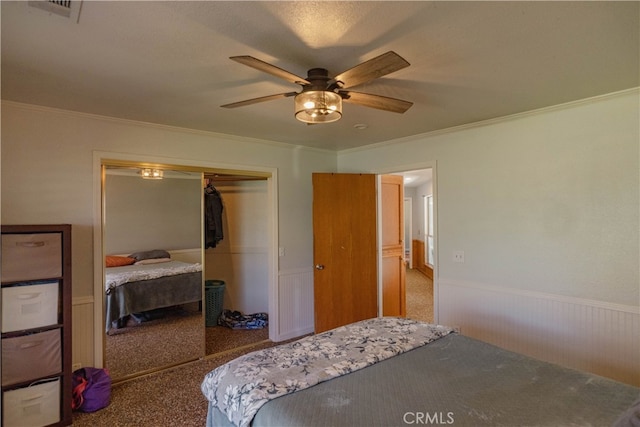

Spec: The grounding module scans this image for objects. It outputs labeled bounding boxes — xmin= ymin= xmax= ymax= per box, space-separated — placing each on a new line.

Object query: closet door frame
xmin=92 ymin=151 xmax=278 ymax=368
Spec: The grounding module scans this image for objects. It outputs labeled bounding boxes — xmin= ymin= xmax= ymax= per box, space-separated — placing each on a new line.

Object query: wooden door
xmin=312 ymin=173 xmax=378 ymax=333
xmin=381 ymin=175 xmax=406 ymax=316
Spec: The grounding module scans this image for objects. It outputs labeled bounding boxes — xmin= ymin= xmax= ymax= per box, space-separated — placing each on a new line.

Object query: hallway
xmin=405 ymin=267 xmax=434 ymax=323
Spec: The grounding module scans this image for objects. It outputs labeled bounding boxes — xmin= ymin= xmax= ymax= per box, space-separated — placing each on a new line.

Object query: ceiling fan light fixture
xmin=294 ymin=91 xmax=342 ymax=124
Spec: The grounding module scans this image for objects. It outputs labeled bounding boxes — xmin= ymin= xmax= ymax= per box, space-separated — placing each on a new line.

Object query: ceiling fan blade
xmin=221 ymin=92 xmax=298 ymax=108
xmin=339 ymin=90 xmax=413 ymax=114
xmin=230 ymin=56 xmax=310 ymax=85
xmin=334 ymin=51 xmax=410 ymax=89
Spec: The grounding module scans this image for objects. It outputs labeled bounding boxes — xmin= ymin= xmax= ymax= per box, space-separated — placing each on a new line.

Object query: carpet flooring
xmin=206 ymin=325 xmax=269 ymax=356
xmin=73 ymin=340 xmax=281 ymax=426
xmin=405 ymin=267 xmax=434 ymax=323
xmin=105 ymin=307 xmax=204 ymax=380
xmin=106 ymin=307 xmax=269 ymax=381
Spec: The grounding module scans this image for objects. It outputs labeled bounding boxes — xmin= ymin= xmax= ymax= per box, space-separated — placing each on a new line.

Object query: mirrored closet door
xmin=101 ymin=163 xmax=274 ymax=382
xmin=103 ymin=165 xmax=204 ymax=381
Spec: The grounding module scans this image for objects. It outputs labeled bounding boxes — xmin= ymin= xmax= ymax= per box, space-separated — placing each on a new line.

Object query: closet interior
xmin=203 ymin=173 xmax=271 ymax=356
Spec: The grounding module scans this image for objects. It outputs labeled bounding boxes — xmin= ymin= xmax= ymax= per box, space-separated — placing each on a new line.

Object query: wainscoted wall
xmin=72 ymin=296 xmax=94 ymax=370
xmin=169 ymin=248 xmax=203 ymax=264
xmin=277 ymin=268 xmax=315 ymax=341
xmin=438 ymin=279 xmax=640 ymax=386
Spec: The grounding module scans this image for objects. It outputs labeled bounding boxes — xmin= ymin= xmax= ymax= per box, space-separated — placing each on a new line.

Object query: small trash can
xmin=205 ymin=280 xmax=225 ymax=327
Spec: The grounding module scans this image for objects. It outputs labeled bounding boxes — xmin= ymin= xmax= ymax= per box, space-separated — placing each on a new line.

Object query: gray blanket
xmin=105 ymin=271 xmax=202 ymax=332
xmin=207 ymin=331 xmax=639 ymax=427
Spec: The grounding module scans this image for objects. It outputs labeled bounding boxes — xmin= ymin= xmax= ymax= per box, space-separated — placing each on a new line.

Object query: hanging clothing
xmin=204 ymin=183 xmax=224 ymax=248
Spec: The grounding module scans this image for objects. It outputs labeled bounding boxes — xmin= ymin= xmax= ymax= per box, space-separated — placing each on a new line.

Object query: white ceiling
xmin=2 ymin=1 xmax=638 ymax=151
xmin=399 ymin=169 xmax=432 ymax=188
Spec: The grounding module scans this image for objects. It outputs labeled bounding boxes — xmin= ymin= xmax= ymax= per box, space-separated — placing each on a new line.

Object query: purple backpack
xmin=72 ymin=367 xmax=111 ymax=412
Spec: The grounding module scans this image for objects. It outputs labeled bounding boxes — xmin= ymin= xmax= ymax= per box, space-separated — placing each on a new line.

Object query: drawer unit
xmin=1 ymin=233 xmax=62 ymax=282
xmin=3 ymin=379 xmax=61 ymax=427
xmin=1 ymin=282 xmax=59 ymax=333
xmin=2 ymin=329 xmax=62 ymax=386
xmin=1 ymin=224 xmax=72 ymax=426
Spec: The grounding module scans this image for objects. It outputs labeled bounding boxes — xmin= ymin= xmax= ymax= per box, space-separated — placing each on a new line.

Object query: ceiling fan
xmin=221 ymin=51 xmax=413 ymax=124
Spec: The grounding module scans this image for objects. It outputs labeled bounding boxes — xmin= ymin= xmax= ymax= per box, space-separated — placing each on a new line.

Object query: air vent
xmin=28 ymin=0 xmax=82 ymax=21
xmin=50 ymin=0 xmax=71 ymax=8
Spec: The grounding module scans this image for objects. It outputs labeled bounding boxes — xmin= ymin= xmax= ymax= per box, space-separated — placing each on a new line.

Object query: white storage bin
xmin=2 ymin=329 xmax=61 ymax=386
xmin=3 ymin=379 xmax=60 ymax=427
xmin=1 ymin=233 xmax=62 ymax=282
xmin=1 ymin=282 xmax=59 ymax=332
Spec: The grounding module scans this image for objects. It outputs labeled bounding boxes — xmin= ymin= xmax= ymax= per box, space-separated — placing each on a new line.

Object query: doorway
xmin=393 ymin=167 xmax=435 ymax=324
xmin=312 ymin=171 xmax=434 ymax=331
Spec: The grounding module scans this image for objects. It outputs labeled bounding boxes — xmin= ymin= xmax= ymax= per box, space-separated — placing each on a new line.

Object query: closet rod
xmin=204 ymin=174 xmax=267 ymax=182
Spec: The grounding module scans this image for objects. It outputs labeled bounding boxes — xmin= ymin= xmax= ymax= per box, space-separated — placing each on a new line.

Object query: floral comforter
xmin=201 ymin=317 xmax=454 ymax=427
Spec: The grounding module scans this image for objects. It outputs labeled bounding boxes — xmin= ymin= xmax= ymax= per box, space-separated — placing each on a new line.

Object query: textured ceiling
xmin=1 ymin=1 xmax=638 ymax=151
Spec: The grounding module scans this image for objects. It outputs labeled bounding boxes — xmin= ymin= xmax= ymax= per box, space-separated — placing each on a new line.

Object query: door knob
xmin=315 ymin=264 xmax=325 ymax=270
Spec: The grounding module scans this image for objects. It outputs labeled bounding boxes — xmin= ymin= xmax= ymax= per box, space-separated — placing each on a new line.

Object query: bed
xmin=201 ymin=317 xmax=640 ymax=427
xmin=105 ymin=250 xmax=202 ymax=332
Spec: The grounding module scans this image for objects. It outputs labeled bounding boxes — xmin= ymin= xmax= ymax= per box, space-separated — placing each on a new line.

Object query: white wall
xmin=412 ymin=179 xmax=433 ymax=243
xmin=340 ymin=90 xmax=639 ymax=305
xmin=1 ymin=101 xmax=335 ymax=366
xmin=339 ymin=90 xmax=640 ymax=385
xmin=104 ymin=173 xmax=201 ymax=254
xmin=205 ymin=180 xmax=269 ymax=314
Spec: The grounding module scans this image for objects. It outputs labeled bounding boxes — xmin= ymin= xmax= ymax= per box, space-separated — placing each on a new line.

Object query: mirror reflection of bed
xmin=104 ymin=248 xmax=204 ymax=379
xmin=103 ymin=165 xmax=270 ymax=382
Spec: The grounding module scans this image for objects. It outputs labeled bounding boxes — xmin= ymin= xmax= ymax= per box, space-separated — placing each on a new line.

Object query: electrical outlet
xmin=72 ymin=363 xmax=82 ymax=371
xmin=453 ymin=250 xmax=465 ymax=263
xmin=278 ymin=247 xmax=285 ymax=257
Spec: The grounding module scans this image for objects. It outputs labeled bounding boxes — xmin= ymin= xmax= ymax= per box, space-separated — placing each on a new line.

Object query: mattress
xmin=205 ymin=322 xmax=639 ymax=427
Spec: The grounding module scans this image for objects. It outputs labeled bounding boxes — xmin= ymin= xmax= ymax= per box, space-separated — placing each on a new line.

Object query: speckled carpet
xmin=405 ymin=267 xmax=434 ymax=323
xmin=206 ymin=325 xmax=269 ymax=356
xmin=73 ymin=340 xmax=280 ymax=426
xmin=105 ymin=307 xmax=204 ymax=380
xmin=105 ymin=307 xmax=269 ymax=380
